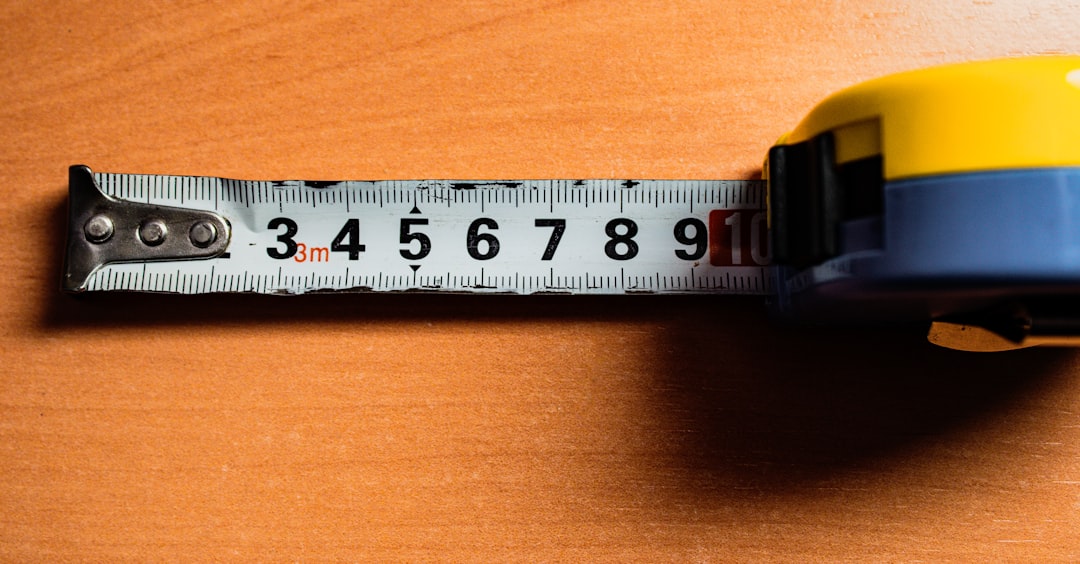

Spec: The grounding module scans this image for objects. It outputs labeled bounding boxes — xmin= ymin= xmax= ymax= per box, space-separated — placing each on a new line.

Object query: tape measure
xmin=62 ymin=56 xmax=1080 ymax=352
xmin=64 ymin=167 xmax=771 ymax=296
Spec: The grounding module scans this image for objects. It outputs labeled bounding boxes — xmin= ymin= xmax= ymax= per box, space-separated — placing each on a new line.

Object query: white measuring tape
xmin=64 ymin=167 xmax=771 ymax=295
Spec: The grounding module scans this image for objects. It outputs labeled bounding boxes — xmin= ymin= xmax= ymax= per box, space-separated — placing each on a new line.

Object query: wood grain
xmin=3 ymin=1 xmax=1080 ymax=560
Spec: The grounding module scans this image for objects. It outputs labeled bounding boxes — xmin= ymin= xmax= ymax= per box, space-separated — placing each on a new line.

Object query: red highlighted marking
xmin=708 ymin=210 xmax=770 ymax=267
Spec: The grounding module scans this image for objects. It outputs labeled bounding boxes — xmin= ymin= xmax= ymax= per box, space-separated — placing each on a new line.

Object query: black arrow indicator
xmin=409 ymin=205 xmax=421 ymax=214
xmin=409 ymin=264 xmax=421 ymax=272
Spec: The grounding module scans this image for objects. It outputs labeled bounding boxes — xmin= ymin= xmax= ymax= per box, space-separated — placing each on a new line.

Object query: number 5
xmin=400 ymin=218 xmax=431 ymax=260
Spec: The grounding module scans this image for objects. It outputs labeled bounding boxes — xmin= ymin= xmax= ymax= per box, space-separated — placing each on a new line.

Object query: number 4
xmin=331 ymin=218 xmax=366 ymax=260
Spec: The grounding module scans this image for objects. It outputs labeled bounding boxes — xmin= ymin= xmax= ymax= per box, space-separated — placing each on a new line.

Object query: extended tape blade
xmin=65 ymin=167 xmax=772 ymax=295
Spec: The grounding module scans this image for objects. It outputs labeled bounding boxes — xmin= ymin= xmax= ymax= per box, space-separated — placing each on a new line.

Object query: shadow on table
xmin=648 ymin=299 xmax=1075 ymax=499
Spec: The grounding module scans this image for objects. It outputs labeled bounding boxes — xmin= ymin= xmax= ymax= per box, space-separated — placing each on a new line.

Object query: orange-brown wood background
xmin=3 ymin=1 xmax=1080 ymax=560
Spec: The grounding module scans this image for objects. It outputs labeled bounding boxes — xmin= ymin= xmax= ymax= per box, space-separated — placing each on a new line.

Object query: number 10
xmin=708 ymin=210 xmax=769 ymax=267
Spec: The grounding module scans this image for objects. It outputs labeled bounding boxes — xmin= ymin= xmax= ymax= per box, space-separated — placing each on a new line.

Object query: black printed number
xmin=673 ymin=218 xmax=707 ymax=261
xmin=604 ymin=218 xmax=639 ymax=261
xmin=534 ymin=219 xmax=566 ymax=260
xmin=467 ymin=218 xmax=500 ymax=260
xmin=331 ymin=218 xmax=366 ymax=260
xmin=266 ymin=217 xmax=298 ymax=260
xmin=400 ymin=218 xmax=431 ymax=260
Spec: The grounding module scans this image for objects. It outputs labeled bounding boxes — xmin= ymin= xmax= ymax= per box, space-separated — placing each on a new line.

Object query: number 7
xmin=534 ymin=219 xmax=566 ymax=261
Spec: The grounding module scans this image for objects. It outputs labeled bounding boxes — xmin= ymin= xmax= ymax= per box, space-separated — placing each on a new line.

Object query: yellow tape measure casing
xmin=775 ymin=56 xmax=1080 ymax=180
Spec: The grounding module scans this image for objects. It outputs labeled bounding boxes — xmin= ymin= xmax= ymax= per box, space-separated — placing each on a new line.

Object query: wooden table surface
xmin=3 ymin=1 xmax=1080 ymax=560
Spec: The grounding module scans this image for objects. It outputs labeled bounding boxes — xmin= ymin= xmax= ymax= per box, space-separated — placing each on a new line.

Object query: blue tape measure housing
xmin=771 ymin=167 xmax=1080 ymax=323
